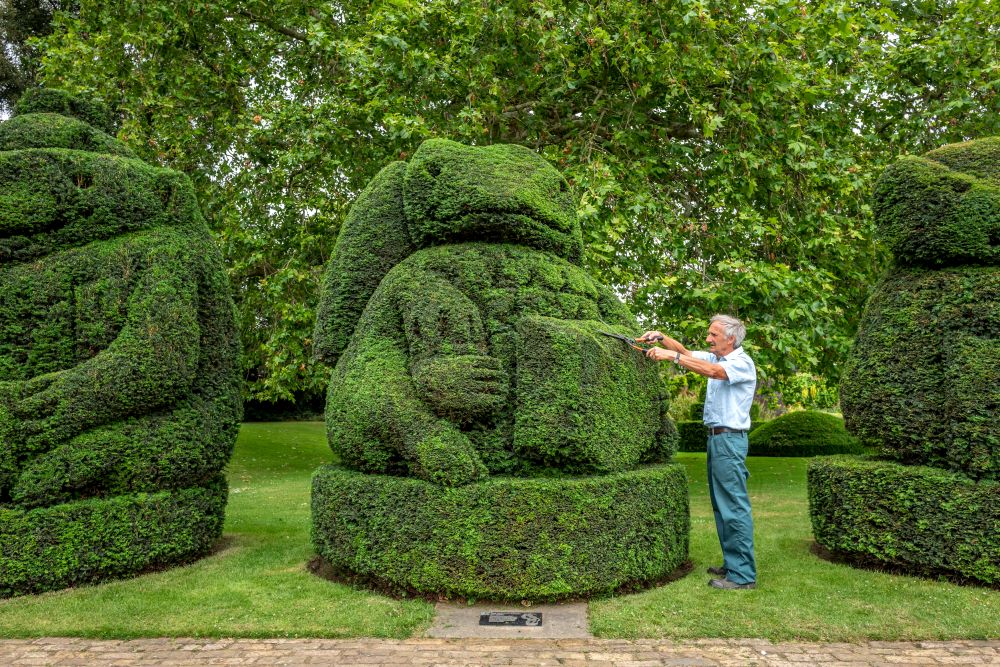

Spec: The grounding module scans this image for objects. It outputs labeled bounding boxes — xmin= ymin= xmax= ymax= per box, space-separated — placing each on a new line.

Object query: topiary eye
xmin=427 ymin=163 xmax=441 ymax=177
xmin=559 ymin=180 xmax=568 ymax=193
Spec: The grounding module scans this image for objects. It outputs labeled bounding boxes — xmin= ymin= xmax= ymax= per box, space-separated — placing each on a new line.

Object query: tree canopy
xmin=23 ymin=0 xmax=1000 ymax=403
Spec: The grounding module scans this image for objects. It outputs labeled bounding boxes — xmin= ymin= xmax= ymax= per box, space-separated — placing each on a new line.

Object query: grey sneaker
xmin=706 ymin=566 xmax=726 ymax=576
xmin=709 ymin=578 xmax=756 ymax=590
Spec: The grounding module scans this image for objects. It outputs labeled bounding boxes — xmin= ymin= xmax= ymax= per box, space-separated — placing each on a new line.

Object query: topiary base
xmin=311 ymin=464 xmax=689 ymax=600
xmin=0 ymin=475 xmax=228 ymax=597
xmin=808 ymin=457 xmax=999 ymax=585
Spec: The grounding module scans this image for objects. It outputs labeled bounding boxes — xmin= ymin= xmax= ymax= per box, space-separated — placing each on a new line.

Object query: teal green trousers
xmin=706 ymin=432 xmax=757 ymax=584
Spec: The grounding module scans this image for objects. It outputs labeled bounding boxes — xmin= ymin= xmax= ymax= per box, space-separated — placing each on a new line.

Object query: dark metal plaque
xmin=479 ymin=611 xmax=543 ymax=627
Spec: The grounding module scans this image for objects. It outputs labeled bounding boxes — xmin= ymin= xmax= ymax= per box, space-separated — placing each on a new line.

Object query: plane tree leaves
xmin=30 ymin=0 xmax=1000 ymax=401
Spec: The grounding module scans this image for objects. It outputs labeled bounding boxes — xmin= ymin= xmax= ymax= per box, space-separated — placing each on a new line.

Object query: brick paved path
xmin=0 ymin=637 xmax=997 ymax=666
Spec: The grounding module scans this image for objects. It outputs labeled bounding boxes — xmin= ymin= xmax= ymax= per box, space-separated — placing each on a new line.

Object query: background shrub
xmin=676 ymin=421 xmax=707 ymax=453
xmin=749 ymin=411 xmax=864 ymax=457
xmin=809 ymin=457 xmax=998 ymax=585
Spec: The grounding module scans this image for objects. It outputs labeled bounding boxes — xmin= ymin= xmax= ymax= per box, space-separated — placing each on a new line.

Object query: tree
xmin=0 ymin=1 xmax=78 ymax=115
xmin=30 ymin=0 xmax=1000 ymax=403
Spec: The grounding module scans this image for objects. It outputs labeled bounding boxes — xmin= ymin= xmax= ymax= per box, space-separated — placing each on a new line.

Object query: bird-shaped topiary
xmin=809 ymin=137 xmax=999 ymax=585
xmin=0 ymin=89 xmax=242 ymax=597
xmin=311 ymin=139 xmax=688 ymax=599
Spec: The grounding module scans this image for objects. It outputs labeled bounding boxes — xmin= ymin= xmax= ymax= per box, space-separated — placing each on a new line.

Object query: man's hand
xmin=645 ymin=347 xmax=674 ymax=362
xmin=638 ymin=330 xmax=666 ymax=343
xmin=639 ymin=331 xmax=688 ymax=354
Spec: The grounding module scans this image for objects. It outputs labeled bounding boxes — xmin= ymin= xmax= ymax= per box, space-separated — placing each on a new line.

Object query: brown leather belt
xmin=709 ymin=426 xmax=746 ymax=435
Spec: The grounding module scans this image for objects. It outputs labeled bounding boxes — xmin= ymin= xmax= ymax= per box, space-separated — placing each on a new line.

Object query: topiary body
xmin=748 ymin=410 xmax=863 ymax=457
xmin=810 ymin=137 xmax=1000 ymax=585
xmin=311 ymin=139 xmax=686 ymax=599
xmin=0 ymin=90 xmax=242 ymax=596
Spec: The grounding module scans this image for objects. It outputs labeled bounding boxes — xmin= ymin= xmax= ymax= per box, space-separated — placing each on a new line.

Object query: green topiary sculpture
xmin=311 ymin=139 xmax=688 ymax=600
xmin=748 ymin=410 xmax=863 ymax=457
xmin=809 ymin=138 xmax=999 ymax=585
xmin=0 ymin=89 xmax=243 ymax=597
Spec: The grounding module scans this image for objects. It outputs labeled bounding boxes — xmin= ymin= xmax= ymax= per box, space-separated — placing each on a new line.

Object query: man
xmin=639 ymin=315 xmax=757 ymax=590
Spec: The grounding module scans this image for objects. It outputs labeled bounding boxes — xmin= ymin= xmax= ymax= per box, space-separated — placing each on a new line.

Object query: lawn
xmin=0 ymin=422 xmax=996 ymax=640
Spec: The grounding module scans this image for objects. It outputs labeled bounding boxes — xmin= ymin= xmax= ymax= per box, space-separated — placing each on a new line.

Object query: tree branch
xmin=232 ymin=9 xmax=308 ymax=42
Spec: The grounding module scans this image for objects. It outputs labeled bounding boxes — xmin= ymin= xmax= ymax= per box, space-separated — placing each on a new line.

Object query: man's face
xmin=706 ymin=322 xmax=735 ymax=357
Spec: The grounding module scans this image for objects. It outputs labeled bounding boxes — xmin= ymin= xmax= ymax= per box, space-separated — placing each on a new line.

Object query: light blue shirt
xmin=692 ymin=347 xmax=757 ymax=431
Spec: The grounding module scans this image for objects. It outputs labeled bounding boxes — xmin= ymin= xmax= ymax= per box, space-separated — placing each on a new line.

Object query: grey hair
xmin=710 ymin=314 xmax=746 ymax=348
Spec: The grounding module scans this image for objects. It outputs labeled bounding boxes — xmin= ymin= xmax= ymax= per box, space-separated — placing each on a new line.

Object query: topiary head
xmin=874 ymin=136 xmax=1000 ymax=268
xmin=402 ymin=139 xmax=583 ymax=263
xmin=0 ymin=89 xmax=196 ymax=253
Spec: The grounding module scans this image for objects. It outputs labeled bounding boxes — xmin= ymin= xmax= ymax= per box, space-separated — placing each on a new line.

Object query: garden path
xmin=0 ymin=637 xmax=996 ymax=666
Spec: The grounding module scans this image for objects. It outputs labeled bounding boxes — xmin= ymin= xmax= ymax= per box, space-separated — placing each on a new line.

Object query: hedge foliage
xmin=313 ymin=139 xmax=686 ymax=598
xmin=13 ymin=89 xmax=117 ymax=135
xmin=0 ymin=90 xmax=241 ymax=596
xmin=312 ymin=464 xmax=689 ymax=600
xmin=0 ymin=476 xmax=228 ymax=597
xmin=841 ymin=137 xmax=999 ymax=481
xmin=316 ymin=139 xmax=675 ymax=486
xmin=873 ymin=137 xmax=999 ymax=268
xmin=747 ymin=411 xmax=864 ymax=457
xmin=817 ymin=137 xmax=999 ymax=585
xmin=808 ymin=457 xmax=999 ymax=585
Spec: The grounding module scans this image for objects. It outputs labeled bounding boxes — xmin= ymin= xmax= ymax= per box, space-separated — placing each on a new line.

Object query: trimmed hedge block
xmin=0 ymin=475 xmax=227 ymax=597
xmin=808 ymin=457 xmax=999 ymax=585
xmin=513 ymin=315 xmax=672 ymax=473
xmin=312 ymin=463 xmax=689 ymax=600
xmin=748 ymin=411 xmax=864 ymax=457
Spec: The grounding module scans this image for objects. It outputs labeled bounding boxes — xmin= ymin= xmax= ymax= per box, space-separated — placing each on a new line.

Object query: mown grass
xmin=0 ymin=422 xmax=996 ymax=640
xmin=0 ymin=422 xmax=435 ymax=639
xmin=589 ymin=452 xmax=999 ymax=640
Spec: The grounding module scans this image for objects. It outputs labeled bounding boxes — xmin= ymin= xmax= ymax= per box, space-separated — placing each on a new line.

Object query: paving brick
xmin=1 ymin=638 xmax=998 ymax=666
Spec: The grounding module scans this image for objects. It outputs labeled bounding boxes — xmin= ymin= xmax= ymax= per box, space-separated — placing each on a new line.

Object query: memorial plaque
xmin=479 ymin=611 xmax=543 ymax=627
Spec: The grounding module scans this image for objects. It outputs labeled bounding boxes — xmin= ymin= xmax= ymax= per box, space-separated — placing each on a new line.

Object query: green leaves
xmin=30 ymin=0 xmax=1000 ymax=402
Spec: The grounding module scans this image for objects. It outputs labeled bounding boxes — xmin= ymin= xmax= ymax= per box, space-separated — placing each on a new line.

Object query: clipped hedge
xmin=814 ymin=137 xmax=999 ymax=585
xmin=0 ymin=91 xmax=241 ymax=596
xmin=14 ymin=88 xmax=117 ymax=135
xmin=312 ymin=464 xmax=689 ymax=600
xmin=312 ymin=139 xmax=686 ymax=599
xmin=840 ymin=266 xmax=999 ymax=479
xmin=316 ymin=139 xmax=675 ymax=485
xmin=808 ymin=457 xmax=999 ymax=585
xmin=0 ymin=476 xmax=227 ymax=597
xmin=873 ymin=137 xmax=1000 ymax=268
xmin=748 ymin=411 xmax=864 ymax=457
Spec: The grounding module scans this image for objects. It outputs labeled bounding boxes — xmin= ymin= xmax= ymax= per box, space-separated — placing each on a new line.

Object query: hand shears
xmin=598 ymin=331 xmax=663 ymax=353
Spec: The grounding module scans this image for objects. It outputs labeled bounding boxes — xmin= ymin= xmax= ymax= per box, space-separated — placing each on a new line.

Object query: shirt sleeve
xmin=720 ymin=353 xmax=755 ymax=385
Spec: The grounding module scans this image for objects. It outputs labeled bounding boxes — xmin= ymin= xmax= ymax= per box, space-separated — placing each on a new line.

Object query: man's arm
xmin=639 ymin=331 xmax=728 ymax=380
